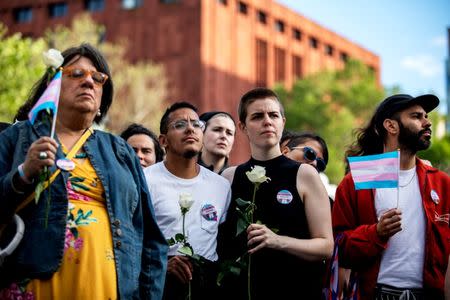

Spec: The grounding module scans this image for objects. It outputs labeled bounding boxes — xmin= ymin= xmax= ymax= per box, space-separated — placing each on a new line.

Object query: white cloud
xmin=431 ymin=35 xmax=446 ymax=47
xmin=400 ymin=55 xmax=442 ymax=77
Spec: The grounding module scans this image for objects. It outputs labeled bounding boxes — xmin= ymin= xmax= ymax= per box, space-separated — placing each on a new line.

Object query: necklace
xmin=399 ymin=172 xmax=416 ymax=188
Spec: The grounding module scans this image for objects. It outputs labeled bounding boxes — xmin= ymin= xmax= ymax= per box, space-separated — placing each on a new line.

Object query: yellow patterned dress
xmin=0 ymin=150 xmax=118 ymax=299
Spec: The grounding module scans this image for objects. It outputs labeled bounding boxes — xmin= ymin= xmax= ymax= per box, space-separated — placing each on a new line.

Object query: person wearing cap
xmin=198 ymin=111 xmax=236 ymax=174
xmin=332 ymin=94 xmax=450 ymax=299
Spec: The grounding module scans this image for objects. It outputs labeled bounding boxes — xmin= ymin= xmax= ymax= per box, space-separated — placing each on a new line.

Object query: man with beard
xmin=333 ymin=94 xmax=450 ymax=299
xmin=144 ymin=101 xmax=231 ymax=300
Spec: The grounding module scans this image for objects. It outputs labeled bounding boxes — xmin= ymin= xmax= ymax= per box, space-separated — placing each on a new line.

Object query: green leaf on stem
xmin=236 ymin=217 xmax=249 ymax=237
xmin=178 ymin=245 xmax=193 ymax=256
xmin=166 ymin=237 xmax=176 ymax=246
xmin=175 ymin=233 xmax=185 ymax=243
xmin=235 ymin=197 xmax=251 ymax=208
xmin=35 ymin=182 xmax=44 ymax=204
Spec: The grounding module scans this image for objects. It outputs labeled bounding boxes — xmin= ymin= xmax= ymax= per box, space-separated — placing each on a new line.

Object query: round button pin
xmin=56 ymin=158 xmax=75 ymax=171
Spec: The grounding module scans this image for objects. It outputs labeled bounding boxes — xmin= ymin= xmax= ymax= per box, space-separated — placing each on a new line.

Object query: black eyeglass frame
xmin=290 ymin=146 xmax=326 ymax=172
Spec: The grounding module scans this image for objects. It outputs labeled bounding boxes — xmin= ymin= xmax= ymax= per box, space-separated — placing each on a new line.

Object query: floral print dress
xmin=0 ymin=150 xmax=118 ymax=300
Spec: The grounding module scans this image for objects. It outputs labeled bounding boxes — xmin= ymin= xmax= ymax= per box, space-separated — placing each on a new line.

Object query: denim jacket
xmin=0 ymin=121 xmax=168 ymax=299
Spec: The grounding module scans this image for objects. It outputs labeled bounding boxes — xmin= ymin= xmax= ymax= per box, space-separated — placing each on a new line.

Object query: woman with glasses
xmin=0 ymin=44 xmax=167 ymax=299
xmin=198 ymin=111 xmax=236 ymax=174
xmin=281 ymin=132 xmax=328 ymax=173
xmin=281 ymin=132 xmax=337 ymax=201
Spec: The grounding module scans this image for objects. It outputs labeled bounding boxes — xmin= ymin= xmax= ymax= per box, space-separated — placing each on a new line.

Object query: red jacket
xmin=332 ymin=159 xmax=449 ymax=299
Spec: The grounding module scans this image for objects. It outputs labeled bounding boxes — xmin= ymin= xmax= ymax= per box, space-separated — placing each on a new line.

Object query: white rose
xmin=42 ymin=49 xmax=64 ymax=69
xmin=246 ymin=165 xmax=270 ymax=184
xmin=179 ymin=193 xmax=194 ymax=211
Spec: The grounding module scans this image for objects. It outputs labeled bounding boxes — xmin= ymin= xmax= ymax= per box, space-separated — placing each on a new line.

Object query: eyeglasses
xmin=169 ymin=119 xmax=205 ymax=131
xmin=290 ymin=146 xmax=326 ymax=172
xmin=63 ymin=67 xmax=109 ymax=86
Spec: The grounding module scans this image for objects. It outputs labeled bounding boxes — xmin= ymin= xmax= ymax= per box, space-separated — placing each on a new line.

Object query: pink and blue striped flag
xmin=28 ymin=70 xmax=62 ymax=125
xmin=348 ymin=150 xmax=399 ymax=190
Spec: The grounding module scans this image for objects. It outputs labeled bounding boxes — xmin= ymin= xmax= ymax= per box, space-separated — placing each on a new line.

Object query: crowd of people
xmin=0 ymin=43 xmax=448 ymax=300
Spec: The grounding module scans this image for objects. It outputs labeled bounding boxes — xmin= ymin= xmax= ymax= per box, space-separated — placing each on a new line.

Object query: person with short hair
xmin=198 ymin=111 xmax=236 ymax=174
xmin=145 ymin=101 xmax=232 ymax=300
xmin=120 ymin=123 xmax=164 ymax=168
xmin=333 ymin=94 xmax=450 ymax=299
xmin=219 ymin=87 xmax=333 ymax=299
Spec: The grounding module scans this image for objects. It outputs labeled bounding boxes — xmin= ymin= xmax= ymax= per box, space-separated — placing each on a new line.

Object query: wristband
xmin=18 ymin=163 xmax=33 ymax=184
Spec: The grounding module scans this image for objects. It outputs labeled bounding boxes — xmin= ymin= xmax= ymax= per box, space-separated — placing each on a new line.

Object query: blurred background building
xmin=0 ymin=0 xmax=380 ymax=162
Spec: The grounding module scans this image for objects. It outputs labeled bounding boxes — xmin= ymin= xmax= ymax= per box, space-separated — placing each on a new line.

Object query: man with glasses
xmin=218 ymin=88 xmax=333 ymax=299
xmin=144 ymin=102 xmax=231 ymax=300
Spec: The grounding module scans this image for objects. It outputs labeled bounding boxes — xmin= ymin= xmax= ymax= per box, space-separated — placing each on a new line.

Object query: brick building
xmin=0 ymin=0 xmax=380 ymax=163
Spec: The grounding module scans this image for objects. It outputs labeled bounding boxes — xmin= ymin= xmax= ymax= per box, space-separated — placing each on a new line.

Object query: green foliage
xmin=0 ymin=24 xmax=46 ymax=122
xmin=275 ymin=59 xmax=385 ymax=183
xmin=419 ymin=134 xmax=450 ymax=174
xmin=44 ymin=13 xmax=168 ymax=134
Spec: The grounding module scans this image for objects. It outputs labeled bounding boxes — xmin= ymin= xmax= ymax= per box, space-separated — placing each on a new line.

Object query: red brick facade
xmin=0 ymin=0 xmax=380 ymax=163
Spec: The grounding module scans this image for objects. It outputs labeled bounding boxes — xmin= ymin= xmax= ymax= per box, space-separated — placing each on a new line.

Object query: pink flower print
xmin=73 ymin=237 xmax=83 ymax=251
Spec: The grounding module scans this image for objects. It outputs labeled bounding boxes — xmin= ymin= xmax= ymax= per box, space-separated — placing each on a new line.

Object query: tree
xmin=0 ymin=24 xmax=46 ymax=122
xmin=45 ymin=13 xmax=167 ymax=133
xmin=274 ymin=59 xmax=385 ymax=183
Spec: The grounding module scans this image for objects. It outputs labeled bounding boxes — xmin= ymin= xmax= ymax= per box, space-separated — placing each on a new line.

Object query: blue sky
xmin=278 ymin=0 xmax=450 ymax=114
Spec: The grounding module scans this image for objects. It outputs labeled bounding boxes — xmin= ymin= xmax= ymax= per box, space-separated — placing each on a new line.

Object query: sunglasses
xmin=63 ymin=67 xmax=109 ymax=86
xmin=169 ymin=119 xmax=205 ymax=131
xmin=290 ymin=146 xmax=326 ymax=172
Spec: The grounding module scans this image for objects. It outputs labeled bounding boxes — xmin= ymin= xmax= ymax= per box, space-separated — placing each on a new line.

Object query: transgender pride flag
xmin=348 ymin=150 xmax=399 ymax=190
xmin=28 ymin=70 xmax=62 ymax=125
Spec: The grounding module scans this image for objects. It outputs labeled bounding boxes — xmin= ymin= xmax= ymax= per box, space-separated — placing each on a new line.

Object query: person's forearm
xmin=274 ymin=235 xmax=333 ymax=261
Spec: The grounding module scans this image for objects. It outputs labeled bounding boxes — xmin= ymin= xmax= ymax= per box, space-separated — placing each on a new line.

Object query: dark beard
xmin=398 ymin=121 xmax=431 ymax=152
xmin=183 ymin=149 xmax=198 ymax=159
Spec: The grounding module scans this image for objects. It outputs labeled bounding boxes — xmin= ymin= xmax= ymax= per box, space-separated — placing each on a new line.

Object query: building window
xmin=292 ymin=28 xmax=301 ymax=41
xmin=217 ymin=0 xmax=227 ymax=5
xmin=292 ymin=55 xmax=302 ymax=79
xmin=238 ymin=1 xmax=248 ymax=15
xmin=256 ymin=39 xmax=268 ymax=87
xmin=309 ymin=37 xmax=318 ymax=49
xmin=325 ymin=44 xmax=334 ymax=56
xmin=14 ymin=7 xmax=33 ymax=23
xmin=340 ymin=52 xmax=348 ymax=62
xmin=274 ymin=47 xmax=286 ymax=82
xmin=122 ymin=0 xmax=142 ymax=9
xmin=49 ymin=2 xmax=68 ymax=18
xmin=85 ymin=0 xmax=104 ymax=12
xmin=275 ymin=20 xmax=285 ymax=33
xmin=257 ymin=10 xmax=267 ymax=24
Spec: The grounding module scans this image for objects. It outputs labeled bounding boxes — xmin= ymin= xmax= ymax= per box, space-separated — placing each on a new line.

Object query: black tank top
xmin=218 ymin=155 xmax=324 ymax=299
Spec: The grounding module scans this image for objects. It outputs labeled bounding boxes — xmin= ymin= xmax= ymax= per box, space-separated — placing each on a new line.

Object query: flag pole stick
xmin=49 ymin=69 xmax=62 ymax=139
xmin=396 ymin=148 xmax=400 ymax=208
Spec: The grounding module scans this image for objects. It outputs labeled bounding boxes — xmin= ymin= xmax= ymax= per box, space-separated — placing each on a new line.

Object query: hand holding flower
xmin=247 ymin=223 xmax=280 ymax=254
xmin=167 ymin=256 xmax=193 ymax=284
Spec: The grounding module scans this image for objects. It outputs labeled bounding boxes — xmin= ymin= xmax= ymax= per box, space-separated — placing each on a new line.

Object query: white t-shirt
xmin=144 ymin=162 xmax=231 ymax=261
xmin=375 ymin=167 xmax=425 ymax=288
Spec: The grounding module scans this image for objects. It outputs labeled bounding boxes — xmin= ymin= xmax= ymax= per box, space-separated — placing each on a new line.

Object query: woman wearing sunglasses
xmin=281 ymin=132 xmax=328 ymax=172
xmin=0 ymin=44 xmax=167 ymax=299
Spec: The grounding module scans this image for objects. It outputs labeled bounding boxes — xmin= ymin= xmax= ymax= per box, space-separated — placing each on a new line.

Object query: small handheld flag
xmin=28 ymin=69 xmax=62 ymax=138
xmin=348 ymin=150 xmax=399 ymax=190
